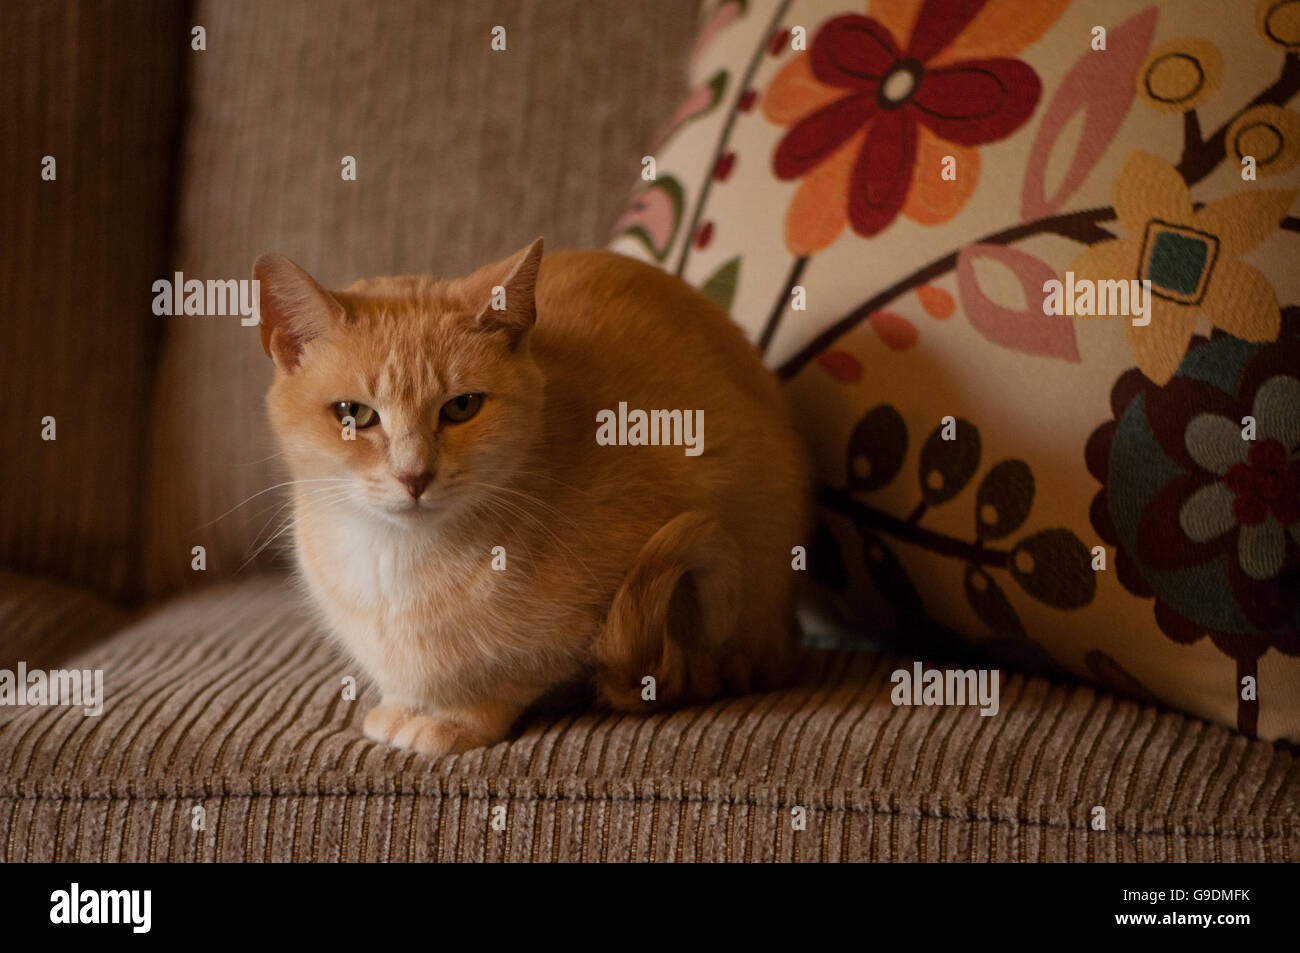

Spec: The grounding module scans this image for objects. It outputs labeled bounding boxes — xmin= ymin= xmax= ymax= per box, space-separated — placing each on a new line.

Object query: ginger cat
xmin=255 ymin=239 xmax=811 ymax=755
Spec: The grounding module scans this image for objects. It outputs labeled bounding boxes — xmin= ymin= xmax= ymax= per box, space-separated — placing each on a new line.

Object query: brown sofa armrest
xmin=0 ymin=1 xmax=190 ymax=599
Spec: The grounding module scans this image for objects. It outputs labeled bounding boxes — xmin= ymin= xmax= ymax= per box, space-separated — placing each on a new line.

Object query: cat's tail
xmin=593 ymin=510 xmax=742 ymax=710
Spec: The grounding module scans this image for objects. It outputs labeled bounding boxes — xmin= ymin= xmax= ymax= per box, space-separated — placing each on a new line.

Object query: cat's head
xmin=255 ymin=238 xmax=546 ymax=528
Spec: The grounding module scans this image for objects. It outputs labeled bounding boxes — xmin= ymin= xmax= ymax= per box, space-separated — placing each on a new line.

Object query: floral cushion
xmin=609 ymin=0 xmax=1300 ymax=740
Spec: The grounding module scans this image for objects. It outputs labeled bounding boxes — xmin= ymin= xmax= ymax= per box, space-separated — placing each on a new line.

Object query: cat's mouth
xmin=370 ymin=494 xmax=447 ymax=523
xmin=386 ymin=498 xmax=435 ymax=515
xmin=353 ymin=476 xmax=466 ymax=526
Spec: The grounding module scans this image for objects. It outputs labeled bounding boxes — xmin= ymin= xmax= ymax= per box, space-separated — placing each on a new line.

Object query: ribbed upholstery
xmin=2 ymin=577 xmax=1294 ymax=861
xmin=0 ymin=1 xmax=188 ymax=597
xmin=143 ymin=0 xmax=699 ymax=594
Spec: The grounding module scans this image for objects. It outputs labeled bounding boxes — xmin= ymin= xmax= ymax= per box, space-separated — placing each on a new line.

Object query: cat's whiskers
xmin=247 ymin=482 xmax=358 ymax=555
xmin=461 ymin=482 xmax=600 ymax=587
xmin=240 ymin=487 xmax=360 ymax=572
xmin=463 ymin=479 xmax=585 ymax=532
xmin=225 ymin=448 xmax=288 ymax=467
xmin=444 ymin=489 xmax=552 ymax=569
xmin=248 ymin=498 xmax=344 ymax=565
xmin=200 ymin=477 xmax=353 ymax=529
xmin=248 ymin=499 xmax=298 ymax=554
xmin=468 ymin=466 xmax=595 ymax=498
xmin=247 ymin=484 xmax=357 ymax=546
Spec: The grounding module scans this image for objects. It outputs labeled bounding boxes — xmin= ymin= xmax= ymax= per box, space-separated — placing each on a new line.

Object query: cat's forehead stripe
xmin=376 ymin=347 xmax=447 ymax=406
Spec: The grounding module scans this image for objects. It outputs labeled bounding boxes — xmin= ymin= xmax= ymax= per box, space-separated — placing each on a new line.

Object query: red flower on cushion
xmin=1226 ymin=441 xmax=1300 ymax=527
xmin=766 ymin=0 xmax=1060 ymax=252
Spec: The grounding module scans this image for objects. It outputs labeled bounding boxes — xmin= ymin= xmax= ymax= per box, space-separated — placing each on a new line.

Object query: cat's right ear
xmin=252 ymin=254 xmax=346 ymax=368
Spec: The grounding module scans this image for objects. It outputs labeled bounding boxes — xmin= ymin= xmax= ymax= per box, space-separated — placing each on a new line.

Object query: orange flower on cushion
xmin=1069 ymin=151 xmax=1297 ymax=384
xmin=763 ymin=0 xmax=1068 ymax=254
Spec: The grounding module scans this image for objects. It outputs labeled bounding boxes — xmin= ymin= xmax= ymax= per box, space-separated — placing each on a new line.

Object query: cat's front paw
xmin=363 ymin=700 xmax=486 ymax=756
xmin=362 ymin=700 xmax=418 ymax=745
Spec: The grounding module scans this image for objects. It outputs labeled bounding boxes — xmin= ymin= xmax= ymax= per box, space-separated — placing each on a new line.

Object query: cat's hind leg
xmin=592 ymin=510 xmax=741 ymax=710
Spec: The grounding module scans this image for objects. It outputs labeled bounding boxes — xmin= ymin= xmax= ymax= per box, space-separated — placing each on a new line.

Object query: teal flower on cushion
xmin=1086 ymin=311 xmax=1300 ymax=661
xmin=1087 ymin=311 xmax=1300 ymax=737
xmin=1177 ymin=384 xmax=1300 ymax=580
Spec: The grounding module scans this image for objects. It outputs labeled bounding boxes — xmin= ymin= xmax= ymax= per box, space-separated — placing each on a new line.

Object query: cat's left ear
xmin=253 ymin=253 xmax=346 ymax=368
xmin=470 ymin=237 xmax=543 ymax=349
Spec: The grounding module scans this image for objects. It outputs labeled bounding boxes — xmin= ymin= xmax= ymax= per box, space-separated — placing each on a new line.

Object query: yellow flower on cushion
xmin=1257 ymin=0 xmax=1300 ymax=51
xmin=1069 ymin=151 xmax=1296 ymax=384
xmin=1227 ymin=104 xmax=1300 ymax=177
xmin=1137 ymin=38 xmax=1222 ymax=114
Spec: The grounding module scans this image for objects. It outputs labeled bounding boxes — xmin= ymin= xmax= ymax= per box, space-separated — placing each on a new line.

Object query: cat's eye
xmin=332 ymin=401 xmax=379 ymax=428
xmin=441 ymin=393 xmax=484 ymax=423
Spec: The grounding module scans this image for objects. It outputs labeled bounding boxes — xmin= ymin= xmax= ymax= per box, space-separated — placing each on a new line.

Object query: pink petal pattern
xmin=957 ymin=244 xmax=1081 ymax=360
xmin=1020 ymin=7 xmax=1157 ymax=220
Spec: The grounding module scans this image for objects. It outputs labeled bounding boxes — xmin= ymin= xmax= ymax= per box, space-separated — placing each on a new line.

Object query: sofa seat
xmin=1 ymin=575 xmax=1295 ymax=862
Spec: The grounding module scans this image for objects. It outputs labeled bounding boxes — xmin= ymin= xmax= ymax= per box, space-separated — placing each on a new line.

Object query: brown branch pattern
xmin=820 ymin=485 xmax=1009 ymax=568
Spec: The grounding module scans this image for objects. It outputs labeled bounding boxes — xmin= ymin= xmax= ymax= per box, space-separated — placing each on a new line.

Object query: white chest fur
xmin=295 ymin=500 xmax=502 ymax=707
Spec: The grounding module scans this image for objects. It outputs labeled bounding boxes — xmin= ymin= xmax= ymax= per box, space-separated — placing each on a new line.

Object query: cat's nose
xmin=396 ymin=470 xmax=433 ymax=500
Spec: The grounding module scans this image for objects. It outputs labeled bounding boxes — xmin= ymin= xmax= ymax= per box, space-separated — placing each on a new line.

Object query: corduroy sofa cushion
xmin=0 ymin=1 xmax=188 ymax=598
xmin=143 ymin=0 xmax=700 ymax=595
xmin=1 ymin=574 xmax=1294 ymax=861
